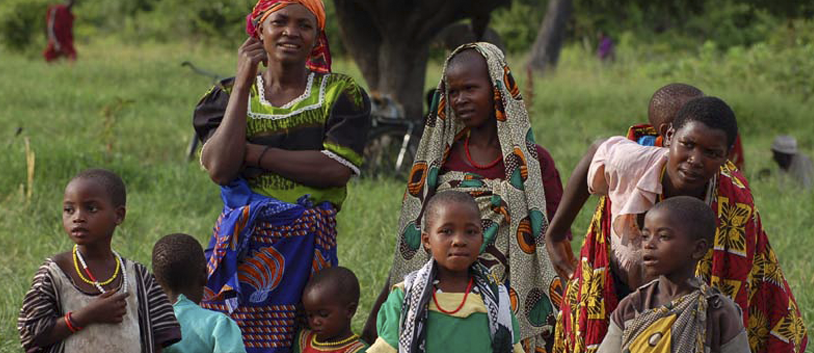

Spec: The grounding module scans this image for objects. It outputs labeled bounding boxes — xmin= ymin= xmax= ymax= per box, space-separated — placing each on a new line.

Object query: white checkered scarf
xmin=398 ymin=259 xmax=514 ymax=353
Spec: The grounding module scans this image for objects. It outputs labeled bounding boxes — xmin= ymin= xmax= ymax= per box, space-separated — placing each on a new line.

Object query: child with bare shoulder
xmin=18 ymin=169 xmax=180 ymax=353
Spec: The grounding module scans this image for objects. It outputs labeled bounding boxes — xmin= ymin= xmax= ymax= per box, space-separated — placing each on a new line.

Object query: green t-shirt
xmin=371 ymin=284 xmax=522 ymax=353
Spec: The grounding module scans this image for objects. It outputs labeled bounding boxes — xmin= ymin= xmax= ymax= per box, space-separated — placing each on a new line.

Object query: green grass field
xmin=1 ymin=39 xmax=812 ymax=352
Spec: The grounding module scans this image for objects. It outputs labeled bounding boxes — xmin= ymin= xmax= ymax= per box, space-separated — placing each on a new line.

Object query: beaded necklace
xmin=464 ymin=136 xmax=502 ymax=169
xmin=311 ymin=333 xmax=359 ymax=348
xmin=73 ymin=244 xmax=127 ymax=294
xmin=72 ymin=244 xmax=119 ymax=286
xmin=432 ymin=277 xmax=474 ymax=314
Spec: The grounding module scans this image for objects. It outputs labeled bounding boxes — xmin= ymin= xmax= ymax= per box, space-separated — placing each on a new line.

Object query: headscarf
xmin=245 ymin=0 xmax=332 ymax=73
xmin=390 ymin=42 xmax=558 ymax=351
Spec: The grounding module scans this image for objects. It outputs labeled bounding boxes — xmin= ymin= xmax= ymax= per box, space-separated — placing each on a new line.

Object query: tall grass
xmin=0 ymin=39 xmax=811 ymax=352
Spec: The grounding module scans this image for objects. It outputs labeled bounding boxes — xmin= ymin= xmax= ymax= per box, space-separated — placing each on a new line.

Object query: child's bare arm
xmin=32 ymin=290 xmax=129 ymax=348
xmin=596 ymin=320 xmax=623 ymax=353
xmin=30 ymin=316 xmax=74 ymax=350
xmin=361 ymin=279 xmax=391 ymax=344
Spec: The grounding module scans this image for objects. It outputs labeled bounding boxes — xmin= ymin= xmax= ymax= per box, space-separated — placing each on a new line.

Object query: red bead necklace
xmin=432 ymin=277 xmax=474 ymax=314
xmin=464 ymin=136 xmax=502 ymax=169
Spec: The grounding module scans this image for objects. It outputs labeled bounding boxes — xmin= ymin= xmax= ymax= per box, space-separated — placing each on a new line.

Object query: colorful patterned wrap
xmin=245 ymin=0 xmax=331 ymax=74
xmin=202 ymin=178 xmax=338 ymax=352
xmin=389 ymin=42 xmax=560 ymax=352
xmin=619 ymin=279 xmax=712 ymax=353
xmin=552 ymin=125 xmax=807 ymax=353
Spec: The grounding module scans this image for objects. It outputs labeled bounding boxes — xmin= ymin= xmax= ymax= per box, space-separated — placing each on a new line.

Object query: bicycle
xmin=183 ymin=61 xmax=226 ymax=161
xmin=362 ymin=114 xmax=423 ymax=179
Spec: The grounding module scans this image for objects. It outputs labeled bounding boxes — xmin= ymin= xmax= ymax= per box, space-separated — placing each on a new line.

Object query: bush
xmin=30 ymin=0 xmax=348 ymax=55
xmin=0 ymin=0 xmax=51 ymax=52
xmin=491 ymin=0 xmax=545 ymax=54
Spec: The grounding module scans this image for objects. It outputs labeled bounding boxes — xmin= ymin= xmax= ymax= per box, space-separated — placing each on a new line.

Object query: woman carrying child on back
xmin=547 ymin=97 xmax=806 ymax=353
xmin=18 ymin=169 xmax=181 ymax=353
xmin=369 ymin=191 xmax=524 ymax=353
xmin=192 ymin=0 xmax=370 ymax=351
xmin=368 ymin=42 xmax=568 ymax=352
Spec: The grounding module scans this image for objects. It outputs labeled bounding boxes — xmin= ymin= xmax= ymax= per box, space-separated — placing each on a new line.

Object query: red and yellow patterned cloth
xmin=553 ymin=125 xmax=807 ymax=353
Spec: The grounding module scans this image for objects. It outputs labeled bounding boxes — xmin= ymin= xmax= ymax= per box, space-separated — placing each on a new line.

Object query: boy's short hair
xmin=71 ymin=168 xmax=127 ymax=207
xmin=649 ymin=196 xmax=716 ymax=244
xmin=303 ymin=266 xmax=360 ymax=306
xmin=423 ymin=191 xmax=480 ymax=229
xmin=673 ymin=96 xmax=738 ymax=149
xmin=152 ymin=233 xmax=206 ymax=291
xmin=648 ymin=83 xmax=704 ymax=130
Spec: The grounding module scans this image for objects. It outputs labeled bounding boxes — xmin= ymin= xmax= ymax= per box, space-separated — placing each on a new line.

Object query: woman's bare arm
xmin=200 ymin=38 xmax=267 ymax=185
xmin=545 ymin=139 xmax=605 ymax=278
xmin=244 ymin=144 xmax=353 ymax=188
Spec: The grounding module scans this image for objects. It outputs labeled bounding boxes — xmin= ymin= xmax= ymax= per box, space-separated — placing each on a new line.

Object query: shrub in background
xmin=0 ymin=0 xmax=51 ymax=53
xmin=491 ymin=0 xmax=545 ymax=54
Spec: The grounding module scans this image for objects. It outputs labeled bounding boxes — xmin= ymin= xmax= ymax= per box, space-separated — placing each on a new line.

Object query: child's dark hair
xmin=647 ymin=83 xmax=704 ymax=130
xmin=649 ymin=196 xmax=716 ymax=244
xmin=71 ymin=168 xmax=127 ymax=207
xmin=673 ymin=96 xmax=738 ymax=150
xmin=304 ymin=266 xmax=360 ymax=306
xmin=423 ymin=191 xmax=480 ymax=229
xmin=152 ymin=233 xmax=206 ymax=292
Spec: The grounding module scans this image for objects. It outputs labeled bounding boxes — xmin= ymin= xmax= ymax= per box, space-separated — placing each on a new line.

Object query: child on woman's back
xmin=598 ymin=196 xmax=749 ymax=353
xmin=294 ymin=266 xmax=367 ymax=353
xmin=18 ymin=168 xmax=180 ymax=352
xmin=152 ymin=233 xmax=245 ymax=353
xmin=370 ymin=191 xmax=523 ymax=353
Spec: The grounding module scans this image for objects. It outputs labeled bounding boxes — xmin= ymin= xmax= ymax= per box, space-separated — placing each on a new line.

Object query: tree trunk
xmin=333 ymin=0 xmax=382 ymax=91
xmin=528 ymin=0 xmax=572 ymax=73
xmin=377 ymin=38 xmax=430 ymax=120
xmin=333 ymin=0 xmax=509 ymax=119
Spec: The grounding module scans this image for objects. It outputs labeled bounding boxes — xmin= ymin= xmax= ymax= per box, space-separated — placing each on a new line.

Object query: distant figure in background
xmin=43 ymin=0 xmax=77 ymax=62
xmin=771 ymin=135 xmax=813 ymax=189
xmin=597 ymin=30 xmax=615 ymax=62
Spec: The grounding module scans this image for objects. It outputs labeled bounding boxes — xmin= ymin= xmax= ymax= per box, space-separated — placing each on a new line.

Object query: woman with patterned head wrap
xmin=364 ymin=42 xmax=570 ymax=353
xmin=193 ymin=1 xmax=370 ymax=351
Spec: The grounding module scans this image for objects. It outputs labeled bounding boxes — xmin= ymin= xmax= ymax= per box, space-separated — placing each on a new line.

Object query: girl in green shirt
xmin=368 ymin=191 xmax=523 ymax=353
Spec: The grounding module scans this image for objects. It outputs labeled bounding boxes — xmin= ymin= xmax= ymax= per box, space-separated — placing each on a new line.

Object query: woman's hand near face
xmin=235 ymin=37 xmax=268 ymax=89
xmin=201 ymin=38 xmax=266 ymax=185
